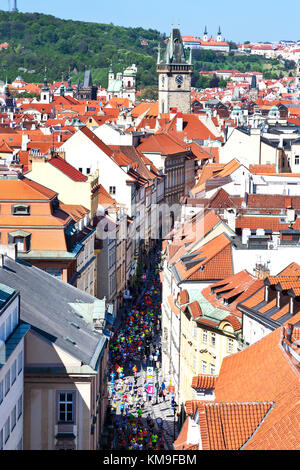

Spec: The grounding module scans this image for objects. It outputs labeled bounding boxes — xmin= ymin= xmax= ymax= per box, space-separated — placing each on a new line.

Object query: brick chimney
xmin=254 ymin=262 xmax=270 ymax=279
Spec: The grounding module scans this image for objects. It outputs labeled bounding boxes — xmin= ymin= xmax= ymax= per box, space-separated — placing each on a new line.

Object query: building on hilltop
xmin=182 ymin=27 xmax=230 ymax=53
xmin=157 ymin=27 xmax=193 ymax=114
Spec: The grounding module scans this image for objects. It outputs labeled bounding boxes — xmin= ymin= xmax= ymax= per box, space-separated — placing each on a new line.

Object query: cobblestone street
xmin=103 ymin=249 xmax=179 ymax=450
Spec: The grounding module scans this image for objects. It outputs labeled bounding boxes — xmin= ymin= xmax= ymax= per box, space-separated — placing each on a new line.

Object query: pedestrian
xmin=162 ymin=388 xmax=166 ymax=402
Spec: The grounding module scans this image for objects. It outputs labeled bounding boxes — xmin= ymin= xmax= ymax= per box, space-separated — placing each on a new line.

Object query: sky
xmin=5 ymin=0 xmax=300 ymax=43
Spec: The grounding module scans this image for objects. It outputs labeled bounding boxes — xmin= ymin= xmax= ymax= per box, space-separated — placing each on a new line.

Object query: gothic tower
xmin=249 ymin=74 xmax=259 ymax=101
xmin=157 ymin=27 xmax=193 ymax=114
xmin=217 ymin=26 xmax=222 ymax=42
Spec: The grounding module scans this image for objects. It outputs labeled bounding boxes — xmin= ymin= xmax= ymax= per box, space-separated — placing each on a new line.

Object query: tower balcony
xmin=157 ymin=64 xmax=193 ymax=73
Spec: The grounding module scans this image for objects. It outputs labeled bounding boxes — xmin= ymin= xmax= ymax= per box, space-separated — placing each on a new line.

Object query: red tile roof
xmin=198 ymin=401 xmax=274 ymax=450
xmin=49 ymin=155 xmax=88 ymax=182
xmin=192 ymin=375 xmax=217 ymax=390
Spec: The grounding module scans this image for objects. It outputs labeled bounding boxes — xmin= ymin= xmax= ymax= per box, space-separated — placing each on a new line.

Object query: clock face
xmin=175 ymin=75 xmax=183 ymax=85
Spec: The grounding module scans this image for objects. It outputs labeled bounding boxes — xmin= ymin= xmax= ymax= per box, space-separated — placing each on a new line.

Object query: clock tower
xmin=157 ymin=27 xmax=193 ymax=114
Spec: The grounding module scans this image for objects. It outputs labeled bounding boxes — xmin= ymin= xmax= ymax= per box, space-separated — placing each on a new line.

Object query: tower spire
xmin=12 ymin=0 xmax=18 ymax=12
xmin=157 ymin=43 xmax=161 ymax=65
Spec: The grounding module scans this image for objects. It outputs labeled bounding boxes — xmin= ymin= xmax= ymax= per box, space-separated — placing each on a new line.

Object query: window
xmin=193 ymin=325 xmax=197 ymax=339
xmin=17 ymin=394 xmax=22 ymax=419
xmin=0 ymin=323 xmax=4 ymax=341
xmin=210 ymin=364 xmax=215 ymax=375
xmin=79 ymin=168 xmax=83 ymax=173
xmin=12 ymin=205 xmax=30 ymax=216
xmin=202 ymin=329 xmax=207 ymax=344
xmin=5 ymin=315 xmax=12 ymax=339
xmin=0 ymin=428 xmax=3 ymax=450
xmin=193 ymin=355 xmax=196 ymax=370
xmin=11 ymin=406 xmax=16 ymax=432
xmin=109 ymin=186 xmax=116 ymax=195
xmin=210 ymin=332 xmax=216 ymax=347
xmin=15 ymin=237 xmax=25 ymax=252
xmin=4 ymin=417 xmax=10 ymax=443
xmin=295 ymin=155 xmax=300 ymax=165
xmin=11 ymin=361 xmax=16 ymax=385
xmin=17 ymin=351 xmax=23 ymax=375
xmin=5 ymin=370 xmax=10 ymax=396
xmin=58 ymin=392 xmax=74 ymax=423
xmin=86 ymin=168 xmax=91 ymax=175
xmin=0 ymin=380 xmax=3 ymax=404
xmin=227 ymin=338 xmax=234 ymax=353
xmin=202 ymin=361 xmax=207 ymax=374
xmin=13 ymin=307 xmax=18 ymax=330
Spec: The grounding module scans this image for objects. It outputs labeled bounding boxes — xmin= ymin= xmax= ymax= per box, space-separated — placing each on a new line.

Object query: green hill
xmin=0 ymin=10 xmax=295 ymax=91
xmin=0 ymin=10 xmax=165 ymax=88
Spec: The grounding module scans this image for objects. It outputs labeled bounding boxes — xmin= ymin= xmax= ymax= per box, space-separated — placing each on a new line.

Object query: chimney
xmin=289 ymin=296 xmax=294 ymax=315
xmin=254 ymin=262 xmax=270 ymax=279
xmin=285 ymin=323 xmax=293 ymax=342
xmin=176 ymin=113 xmax=183 ymax=132
xmin=0 ymin=244 xmax=17 ymax=264
xmin=22 ymin=134 xmax=29 ymax=151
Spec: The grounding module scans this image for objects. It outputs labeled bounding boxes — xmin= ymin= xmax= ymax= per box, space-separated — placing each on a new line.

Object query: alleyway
xmin=104 ymin=249 xmax=178 ymax=450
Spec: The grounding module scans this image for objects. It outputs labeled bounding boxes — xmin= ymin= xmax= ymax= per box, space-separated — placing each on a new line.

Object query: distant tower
xmin=217 ymin=26 xmax=222 ymax=42
xmin=203 ymin=26 xmax=208 ymax=42
xmin=108 ymin=63 xmax=114 ymax=87
xmin=40 ymin=71 xmax=52 ymax=104
xmin=65 ymin=76 xmax=74 ymax=97
xmin=12 ymin=0 xmax=18 ymax=12
xmin=249 ymin=74 xmax=259 ymax=100
xmin=157 ymin=27 xmax=193 ymax=114
xmin=122 ymin=64 xmax=137 ymax=102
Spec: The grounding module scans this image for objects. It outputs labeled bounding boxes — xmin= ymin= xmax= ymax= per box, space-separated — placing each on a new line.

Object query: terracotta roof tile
xmin=49 ymin=155 xmax=88 ymax=182
xmin=179 ymin=289 xmax=189 ymax=305
xmin=188 ymin=300 xmax=202 ymax=319
xmin=192 ymin=375 xmax=218 ymax=390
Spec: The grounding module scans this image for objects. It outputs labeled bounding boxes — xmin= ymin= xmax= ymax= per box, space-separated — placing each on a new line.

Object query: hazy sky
xmin=7 ymin=0 xmax=300 ymax=43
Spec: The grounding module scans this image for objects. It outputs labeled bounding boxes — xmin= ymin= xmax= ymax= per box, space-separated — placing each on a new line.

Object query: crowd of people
xmin=107 ymin=254 xmax=167 ymax=450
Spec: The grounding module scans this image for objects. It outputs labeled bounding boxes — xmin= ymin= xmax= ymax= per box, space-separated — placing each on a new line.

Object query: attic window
xmin=70 ymin=322 xmax=80 ymax=329
xmin=12 ymin=205 xmax=30 ymax=216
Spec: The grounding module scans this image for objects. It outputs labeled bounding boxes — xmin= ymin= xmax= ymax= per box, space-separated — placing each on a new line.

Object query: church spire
xmin=157 ymin=43 xmax=161 ymax=65
xmin=42 ymin=68 xmax=49 ymax=91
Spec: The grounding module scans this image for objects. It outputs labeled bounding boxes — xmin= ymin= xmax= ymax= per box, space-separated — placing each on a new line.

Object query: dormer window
xmin=8 ymin=230 xmax=31 ymax=252
xmin=12 ymin=205 xmax=30 ymax=216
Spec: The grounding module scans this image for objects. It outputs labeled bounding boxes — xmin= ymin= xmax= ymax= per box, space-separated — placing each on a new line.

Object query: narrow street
xmin=104 ymin=249 xmax=178 ymax=450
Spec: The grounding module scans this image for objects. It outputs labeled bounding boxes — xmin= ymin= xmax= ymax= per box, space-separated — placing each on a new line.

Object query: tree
xmin=209 ymin=74 xmax=219 ymax=88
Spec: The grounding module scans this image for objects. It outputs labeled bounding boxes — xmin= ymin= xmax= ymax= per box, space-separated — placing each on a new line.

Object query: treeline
xmin=0 ymin=10 xmax=164 ymax=88
xmin=0 ymin=11 xmax=295 ymax=91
